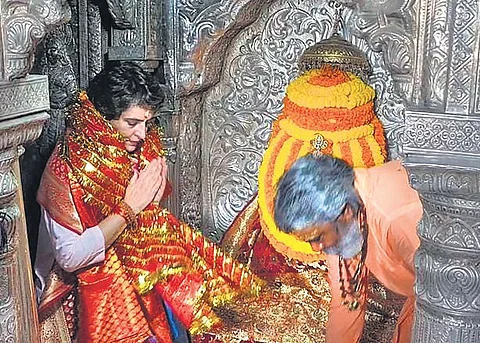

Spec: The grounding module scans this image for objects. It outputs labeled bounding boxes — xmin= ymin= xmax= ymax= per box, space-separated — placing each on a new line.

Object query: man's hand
xmin=123 ymin=158 xmax=165 ymax=214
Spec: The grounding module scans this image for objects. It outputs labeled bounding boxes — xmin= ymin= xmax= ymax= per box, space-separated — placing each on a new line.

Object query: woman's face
xmin=110 ymin=105 xmax=153 ymax=152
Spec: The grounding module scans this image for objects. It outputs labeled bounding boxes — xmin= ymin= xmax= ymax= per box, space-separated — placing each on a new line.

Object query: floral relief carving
xmin=196 ymin=0 xmax=403 ymax=239
xmin=445 ymin=0 xmax=478 ymax=114
xmin=415 ymin=248 xmax=480 ymax=314
xmin=348 ymin=0 xmax=415 ymax=102
xmin=177 ymin=0 xmax=271 ymax=93
xmin=1 ymin=0 xmax=70 ymax=80
xmin=404 ymin=114 xmax=480 ymax=154
xmin=423 ymin=0 xmax=449 ymax=109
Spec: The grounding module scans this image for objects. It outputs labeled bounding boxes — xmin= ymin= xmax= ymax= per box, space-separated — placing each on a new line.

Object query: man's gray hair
xmin=274 ymin=154 xmax=360 ymax=233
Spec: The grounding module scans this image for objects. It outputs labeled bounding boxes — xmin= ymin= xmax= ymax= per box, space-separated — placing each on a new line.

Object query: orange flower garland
xmin=282 ymin=99 xmax=375 ymax=131
xmin=308 ymin=67 xmax=350 ymax=86
xmin=258 ymin=66 xmax=388 ymax=262
xmin=286 ymin=68 xmax=376 ymax=110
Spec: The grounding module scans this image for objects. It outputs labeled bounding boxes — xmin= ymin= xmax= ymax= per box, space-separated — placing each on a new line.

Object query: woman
xmin=35 ymin=61 xmax=262 ymax=343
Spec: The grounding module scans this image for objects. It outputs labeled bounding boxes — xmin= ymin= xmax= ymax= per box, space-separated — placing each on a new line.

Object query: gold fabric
xmin=362 ymin=275 xmax=406 ymax=343
xmin=221 ymin=198 xmax=260 ymax=258
xmin=36 ymin=164 xmax=84 ymax=233
xmin=40 ymin=302 xmax=72 ymax=343
xmin=204 ymin=268 xmax=331 ymax=343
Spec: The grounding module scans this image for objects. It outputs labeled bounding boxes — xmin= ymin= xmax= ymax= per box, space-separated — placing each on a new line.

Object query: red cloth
xmin=37 ymin=92 xmax=263 ymax=342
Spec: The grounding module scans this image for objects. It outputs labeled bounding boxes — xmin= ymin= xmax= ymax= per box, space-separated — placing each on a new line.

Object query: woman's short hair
xmin=274 ymin=154 xmax=360 ymax=233
xmin=87 ymin=61 xmax=164 ymax=120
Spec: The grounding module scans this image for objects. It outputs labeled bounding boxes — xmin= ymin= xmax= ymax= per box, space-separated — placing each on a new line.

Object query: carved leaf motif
xmin=433 ymin=218 xmax=480 ymax=249
xmin=31 ymin=0 xmax=72 ymax=27
xmin=348 ymin=0 xmax=415 ymax=103
xmin=370 ymin=29 xmax=412 ymax=74
xmin=0 ymin=212 xmax=14 ymax=254
xmin=224 ymin=54 xmax=273 ymax=110
xmin=106 ymin=0 xmax=137 ymax=29
xmin=2 ymin=0 xmax=70 ymax=80
xmin=370 ymin=70 xmax=406 ymax=158
xmin=424 ymin=0 xmax=449 ymax=108
xmin=6 ymin=18 xmax=44 ymax=53
xmin=261 ymin=7 xmax=329 ymax=68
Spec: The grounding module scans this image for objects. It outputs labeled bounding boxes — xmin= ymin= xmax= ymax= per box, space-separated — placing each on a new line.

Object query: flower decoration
xmin=258 ymin=66 xmax=388 ymax=262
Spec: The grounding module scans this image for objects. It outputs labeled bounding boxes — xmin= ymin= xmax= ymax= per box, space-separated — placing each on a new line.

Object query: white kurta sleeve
xmin=43 ymin=208 xmax=106 ymax=272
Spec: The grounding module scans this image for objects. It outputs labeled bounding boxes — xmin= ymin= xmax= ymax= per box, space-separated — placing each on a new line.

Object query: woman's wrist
xmin=112 ymin=201 xmax=137 ymax=228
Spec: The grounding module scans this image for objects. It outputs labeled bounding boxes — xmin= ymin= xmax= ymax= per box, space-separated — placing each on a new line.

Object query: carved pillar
xmin=346 ymin=0 xmax=480 ymax=339
xmin=0 ymin=0 xmax=67 ymax=341
xmin=404 ymin=112 xmax=480 ymax=342
xmin=401 ymin=0 xmax=480 ymax=341
xmin=0 ymin=77 xmax=49 ymax=342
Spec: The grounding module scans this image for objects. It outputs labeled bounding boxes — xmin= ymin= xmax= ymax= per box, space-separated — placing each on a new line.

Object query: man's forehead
xmin=291 ymin=223 xmax=332 ymax=240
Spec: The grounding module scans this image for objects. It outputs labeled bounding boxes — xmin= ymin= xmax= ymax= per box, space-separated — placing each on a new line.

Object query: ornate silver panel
xmin=175 ymin=0 xmax=268 ymax=93
xmin=174 ymin=0 xmax=276 ymax=228
xmin=177 ymin=93 xmax=204 ymax=227
xmin=0 ymin=77 xmax=50 ymax=121
xmin=406 ymin=162 xmax=480 ymax=342
xmin=404 ymin=111 xmax=480 ymax=168
xmin=400 ymin=3 xmax=480 ymax=337
xmin=420 ymin=0 xmax=450 ymax=110
xmin=349 ymin=0 xmax=416 ymax=104
xmin=400 ymin=1 xmax=480 ymax=339
xmin=177 ymin=0 xmax=407 ymax=240
xmin=444 ymin=0 xmax=478 ymax=114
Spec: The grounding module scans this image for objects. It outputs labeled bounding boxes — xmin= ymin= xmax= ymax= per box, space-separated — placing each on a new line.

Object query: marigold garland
xmin=257 ymin=131 xmax=324 ymax=262
xmin=286 ymin=69 xmax=376 ymax=110
xmin=279 ymin=118 xmax=375 ymax=143
xmin=258 ymin=67 xmax=388 ymax=263
xmin=283 ymin=99 xmax=375 ymax=131
xmin=307 ymin=66 xmax=350 ymax=87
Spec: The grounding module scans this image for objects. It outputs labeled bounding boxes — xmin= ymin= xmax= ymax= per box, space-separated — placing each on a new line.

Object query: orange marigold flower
xmin=307 ymin=65 xmax=351 ymax=87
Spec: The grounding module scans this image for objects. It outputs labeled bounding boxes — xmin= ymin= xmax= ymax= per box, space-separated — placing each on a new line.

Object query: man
xmin=207 ymin=66 xmax=396 ymax=343
xmin=274 ymin=153 xmax=423 ymax=343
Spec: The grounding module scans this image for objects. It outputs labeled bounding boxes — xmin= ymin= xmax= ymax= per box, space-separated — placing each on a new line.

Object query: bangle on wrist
xmin=112 ymin=201 xmax=137 ymax=229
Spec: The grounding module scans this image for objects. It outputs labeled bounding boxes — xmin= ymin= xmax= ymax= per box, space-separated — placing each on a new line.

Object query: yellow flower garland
xmin=257 ymin=67 xmax=387 ymax=263
xmin=279 ymin=118 xmax=374 ymax=143
xmin=258 ymin=131 xmax=325 ymax=262
xmin=286 ymin=69 xmax=376 ymax=110
xmin=257 ymin=122 xmax=384 ymax=262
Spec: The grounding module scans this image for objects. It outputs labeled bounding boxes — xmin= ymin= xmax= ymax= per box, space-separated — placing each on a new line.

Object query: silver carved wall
xmin=403 ymin=0 xmax=480 ymax=340
xmin=174 ymin=0 xmax=480 ymax=341
xmin=175 ymin=0 xmax=409 ymax=238
xmin=1 ymin=0 xmax=479 ymax=341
